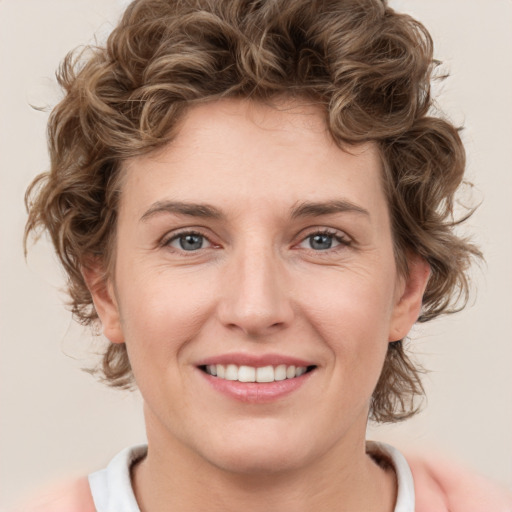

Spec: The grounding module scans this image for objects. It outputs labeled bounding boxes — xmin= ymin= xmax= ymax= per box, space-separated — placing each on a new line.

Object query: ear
xmin=388 ymin=253 xmax=431 ymax=342
xmin=82 ymin=261 xmax=124 ymax=344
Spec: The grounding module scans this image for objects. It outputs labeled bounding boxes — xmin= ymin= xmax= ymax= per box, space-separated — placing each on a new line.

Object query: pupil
xmin=180 ymin=234 xmax=203 ymax=250
xmin=311 ymin=234 xmax=332 ymax=250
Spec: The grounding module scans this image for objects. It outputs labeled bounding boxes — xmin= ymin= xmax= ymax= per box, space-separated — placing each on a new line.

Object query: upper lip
xmin=196 ymin=353 xmax=316 ymax=368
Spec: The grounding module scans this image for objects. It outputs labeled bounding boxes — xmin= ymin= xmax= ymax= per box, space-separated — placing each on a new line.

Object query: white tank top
xmin=88 ymin=442 xmax=415 ymax=511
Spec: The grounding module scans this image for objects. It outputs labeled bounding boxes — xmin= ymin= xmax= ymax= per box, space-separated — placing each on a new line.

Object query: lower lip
xmin=199 ymin=369 xmax=314 ymax=403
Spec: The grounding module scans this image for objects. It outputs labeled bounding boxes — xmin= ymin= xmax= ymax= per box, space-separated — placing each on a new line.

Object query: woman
xmin=20 ymin=0 xmax=512 ymax=510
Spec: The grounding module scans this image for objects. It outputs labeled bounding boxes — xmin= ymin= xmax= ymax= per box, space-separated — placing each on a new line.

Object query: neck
xmin=132 ymin=415 xmax=397 ymax=512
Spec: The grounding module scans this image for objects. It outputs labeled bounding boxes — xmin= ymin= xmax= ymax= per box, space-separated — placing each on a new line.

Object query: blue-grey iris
xmin=179 ymin=234 xmax=204 ymax=251
xmin=310 ymin=234 xmax=333 ymax=250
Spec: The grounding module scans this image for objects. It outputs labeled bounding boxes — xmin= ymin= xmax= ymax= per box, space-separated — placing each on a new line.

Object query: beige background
xmin=1 ymin=0 xmax=511 ymax=509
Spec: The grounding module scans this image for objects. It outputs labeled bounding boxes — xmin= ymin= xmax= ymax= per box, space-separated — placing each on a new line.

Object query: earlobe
xmin=81 ymin=262 xmax=124 ymax=344
xmin=389 ymin=253 xmax=431 ymax=342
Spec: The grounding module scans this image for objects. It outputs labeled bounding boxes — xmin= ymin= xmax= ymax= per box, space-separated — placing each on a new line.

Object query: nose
xmin=216 ymin=243 xmax=295 ymax=338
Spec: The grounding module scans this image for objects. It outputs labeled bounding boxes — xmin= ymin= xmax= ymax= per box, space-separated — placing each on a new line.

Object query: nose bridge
xmin=218 ymin=235 xmax=293 ymax=336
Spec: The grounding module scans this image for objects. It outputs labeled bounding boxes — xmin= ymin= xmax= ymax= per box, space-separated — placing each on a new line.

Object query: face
xmin=90 ymin=98 xmax=427 ymax=474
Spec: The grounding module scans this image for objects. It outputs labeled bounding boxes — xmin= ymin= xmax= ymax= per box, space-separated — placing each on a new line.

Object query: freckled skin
xmin=88 ymin=98 xmax=429 ymax=511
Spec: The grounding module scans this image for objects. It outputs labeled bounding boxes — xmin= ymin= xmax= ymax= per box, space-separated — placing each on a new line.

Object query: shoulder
xmin=406 ymin=452 xmax=512 ymax=512
xmin=12 ymin=476 xmax=95 ymax=512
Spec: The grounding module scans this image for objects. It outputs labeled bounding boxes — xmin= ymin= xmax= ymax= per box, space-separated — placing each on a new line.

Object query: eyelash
xmin=299 ymin=229 xmax=352 ymax=252
xmin=161 ymin=228 xmax=352 ymax=254
xmin=162 ymin=230 xmax=213 ymax=253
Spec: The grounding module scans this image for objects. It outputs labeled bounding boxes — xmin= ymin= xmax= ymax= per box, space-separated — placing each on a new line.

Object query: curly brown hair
xmin=24 ymin=0 xmax=481 ymax=422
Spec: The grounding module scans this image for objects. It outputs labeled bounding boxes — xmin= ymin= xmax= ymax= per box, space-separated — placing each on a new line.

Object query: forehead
xmin=120 ymin=98 xmax=385 ymax=219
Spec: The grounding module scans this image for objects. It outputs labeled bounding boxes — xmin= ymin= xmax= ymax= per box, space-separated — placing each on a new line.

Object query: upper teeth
xmin=205 ymin=364 xmax=308 ymax=383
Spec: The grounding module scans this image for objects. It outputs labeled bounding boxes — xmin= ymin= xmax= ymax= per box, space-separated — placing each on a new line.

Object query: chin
xmin=209 ymin=447 xmax=308 ymax=476
xmin=194 ymin=423 xmax=315 ymax=475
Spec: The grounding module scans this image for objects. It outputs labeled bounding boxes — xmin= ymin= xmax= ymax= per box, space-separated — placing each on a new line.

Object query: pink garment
xmin=15 ymin=454 xmax=512 ymax=511
xmin=13 ymin=477 xmax=95 ymax=512
xmin=408 ymin=454 xmax=512 ymax=512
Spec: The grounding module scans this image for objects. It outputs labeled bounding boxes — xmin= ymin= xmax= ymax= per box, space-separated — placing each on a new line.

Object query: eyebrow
xmin=290 ymin=200 xmax=370 ymax=219
xmin=140 ymin=201 xmax=224 ymax=222
xmin=140 ymin=198 xmax=370 ymax=223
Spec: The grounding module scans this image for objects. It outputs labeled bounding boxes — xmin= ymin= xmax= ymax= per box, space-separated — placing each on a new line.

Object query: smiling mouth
xmin=200 ymin=364 xmax=317 ymax=383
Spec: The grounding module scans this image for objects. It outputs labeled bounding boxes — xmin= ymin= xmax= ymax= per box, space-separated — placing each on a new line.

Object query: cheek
xmin=289 ymin=271 xmax=396 ymax=429
xmin=301 ymin=268 xmax=396 ymax=336
xmin=116 ymin=268 xmax=216 ymax=363
xmin=297 ymin=268 xmax=396 ymax=374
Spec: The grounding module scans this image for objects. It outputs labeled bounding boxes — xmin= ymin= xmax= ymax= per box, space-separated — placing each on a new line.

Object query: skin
xmin=85 ymin=98 xmax=430 ymax=512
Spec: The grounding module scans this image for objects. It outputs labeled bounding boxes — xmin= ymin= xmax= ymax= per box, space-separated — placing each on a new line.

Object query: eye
xmin=298 ymin=230 xmax=350 ymax=251
xmin=166 ymin=232 xmax=212 ymax=251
